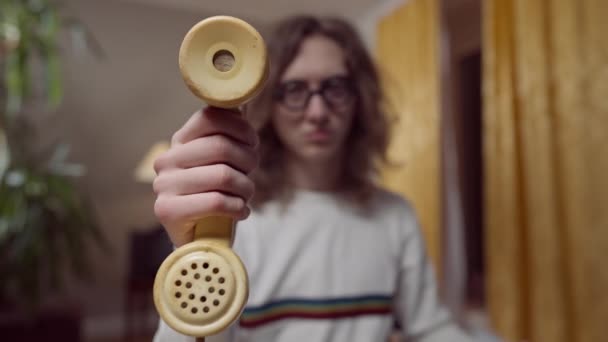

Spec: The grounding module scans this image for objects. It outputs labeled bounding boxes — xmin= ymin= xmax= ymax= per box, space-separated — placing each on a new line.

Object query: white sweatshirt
xmin=154 ymin=189 xmax=473 ymax=342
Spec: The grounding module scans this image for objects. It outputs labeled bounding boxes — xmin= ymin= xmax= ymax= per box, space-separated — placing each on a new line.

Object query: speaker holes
xmin=169 ymin=256 xmax=234 ymax=317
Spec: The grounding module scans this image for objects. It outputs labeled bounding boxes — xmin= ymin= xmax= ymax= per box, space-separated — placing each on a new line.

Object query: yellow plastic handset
xmin=153 ymin=16 xmax=268 ymax=338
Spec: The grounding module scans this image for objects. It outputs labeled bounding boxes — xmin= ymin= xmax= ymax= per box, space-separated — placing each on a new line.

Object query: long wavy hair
xmin=244 ymin=15 xmax=392 ymax=208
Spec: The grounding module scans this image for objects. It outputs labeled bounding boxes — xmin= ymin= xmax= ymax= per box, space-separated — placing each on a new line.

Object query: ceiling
xmin=123 ymin=0 xmax=391 ymax=22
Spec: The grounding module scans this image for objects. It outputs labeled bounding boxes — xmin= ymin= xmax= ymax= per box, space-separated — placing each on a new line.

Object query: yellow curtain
xmin=484 ymin=0 xmax=608 ymax=341
xmin=376 ymin=0 xmax=442 ymax=269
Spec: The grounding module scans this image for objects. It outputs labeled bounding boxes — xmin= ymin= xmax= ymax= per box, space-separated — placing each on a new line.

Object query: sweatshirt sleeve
xmin=393 ymin=201 xmax=474 ymax=342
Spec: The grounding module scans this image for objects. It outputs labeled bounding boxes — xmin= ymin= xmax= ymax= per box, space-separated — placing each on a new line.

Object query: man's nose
xmin=305 ymin=93 xmax=330 ymax=123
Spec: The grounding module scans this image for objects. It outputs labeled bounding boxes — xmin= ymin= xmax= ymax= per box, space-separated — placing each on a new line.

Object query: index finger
xmin=171 ymin=107 xmax=258 ymax=147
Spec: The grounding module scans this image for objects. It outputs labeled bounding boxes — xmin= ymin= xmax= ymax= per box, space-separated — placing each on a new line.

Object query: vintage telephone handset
xmin=153 ymin=16 xmax=268 ymax=340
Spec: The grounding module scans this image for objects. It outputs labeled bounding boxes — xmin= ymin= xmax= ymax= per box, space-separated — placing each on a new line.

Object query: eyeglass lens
xmin=275 ymin=75 xmax=354 ymax=111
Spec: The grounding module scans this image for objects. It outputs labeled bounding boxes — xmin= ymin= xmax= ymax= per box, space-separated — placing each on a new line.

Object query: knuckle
xmin=170 ymin=131 xmax=182 ymax=146
xmin=243 ymin=178 xmax=255 ymax=200
xmin=216 ymin=164 xmax=234 ymax=188
xmin=236 ymin=198 xmax=246 ymax=212
xmin=152 ymin=154 xmax=166 ymax=174
xmin=237 ymin=205 xmax=251 ymax=220
xmin=206 ymin=192 xmax=245 ymax=215
xmin=154 ymin=196 xmax=175 ymax=224
xmin=212 ymin=136 xmax=231 ymax=160
xmin=231 ymin=198 xmax=246 ymax=213
xmin=153 ymin=149 xmax=174 ymax=174
xmin=206 ymin=192 xmax=227 ymax=212
xmin=152 ymin=175 xmax=164 ymax=194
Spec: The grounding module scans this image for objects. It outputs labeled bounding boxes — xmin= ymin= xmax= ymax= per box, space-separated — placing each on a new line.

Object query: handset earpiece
xmin=153 ymin=16 xmax=268 ymax=339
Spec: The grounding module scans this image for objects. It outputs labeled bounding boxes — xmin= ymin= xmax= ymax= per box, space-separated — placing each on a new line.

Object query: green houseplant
xmin=0 ymin=0 xmax=106 ymax=313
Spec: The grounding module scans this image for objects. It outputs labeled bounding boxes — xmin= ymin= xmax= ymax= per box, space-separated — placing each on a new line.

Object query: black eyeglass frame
xmin=273 ymin=75 xmax=356 ymax=112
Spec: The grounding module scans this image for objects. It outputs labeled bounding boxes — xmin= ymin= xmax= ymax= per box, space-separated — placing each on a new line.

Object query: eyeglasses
xmin=274 ymin=75 xmax=355 ymax=112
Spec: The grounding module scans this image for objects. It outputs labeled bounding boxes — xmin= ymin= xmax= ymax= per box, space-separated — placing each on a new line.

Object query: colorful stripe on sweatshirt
xmin=239 ymin=294 xmax=393 ymax=328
